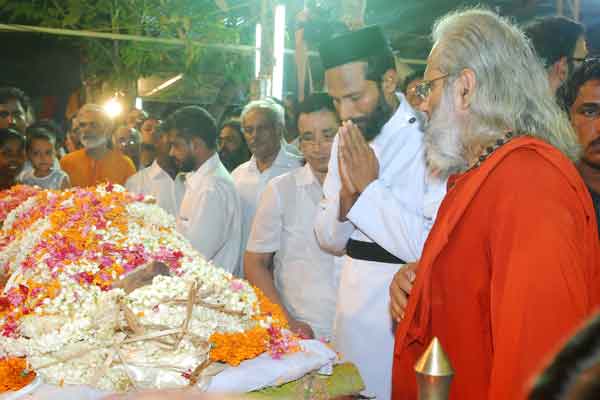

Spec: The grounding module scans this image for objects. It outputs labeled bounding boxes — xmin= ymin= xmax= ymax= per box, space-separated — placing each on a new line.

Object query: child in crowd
xmin=0 ymin=128 xmax=26 ymax=190
xmin=19 ymin=128 xmax=70 ymax=189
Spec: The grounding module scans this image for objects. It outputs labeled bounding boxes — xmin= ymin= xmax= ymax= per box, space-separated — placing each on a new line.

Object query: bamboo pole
xmin=0 ymin=23 xmax=428 ymax=64
xmin=0 ymin=23 xmax=257 ymax=54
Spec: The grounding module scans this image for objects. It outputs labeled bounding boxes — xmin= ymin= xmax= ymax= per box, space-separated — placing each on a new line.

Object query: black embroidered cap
xmin=319 ymin=25 xmax=391 ymax=70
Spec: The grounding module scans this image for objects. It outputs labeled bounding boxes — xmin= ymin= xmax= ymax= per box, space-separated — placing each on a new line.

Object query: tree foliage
xmin=0 ymin=0 xmax=254 ymax=93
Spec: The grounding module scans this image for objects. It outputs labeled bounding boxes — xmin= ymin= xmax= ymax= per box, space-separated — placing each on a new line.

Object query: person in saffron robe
xmin=389 ymin=8 xmax=600 ymax=400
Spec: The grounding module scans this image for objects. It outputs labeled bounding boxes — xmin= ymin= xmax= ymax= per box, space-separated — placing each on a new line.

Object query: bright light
xmin=272 ymin=4 xmax=285 ymax=100
xmin=103 ymin=97 xmax=123 ymax=119
xmin=255 ymin=23 xmax=262 ymax=79
xmin=135 ymin=97 xmax=143 ymax=110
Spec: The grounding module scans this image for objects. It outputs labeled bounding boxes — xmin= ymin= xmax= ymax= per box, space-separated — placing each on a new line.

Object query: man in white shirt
xmin=232 ymin=99 xmax=302 ymax=273
xmin=167 ymin=106 xmax=242 ymax=275
xmin=314 ymin=26 xmax=446 ymax=399
xmin=245 ymin=93 xmax=341 ymax=340
xmin=125 ymin=122 xmax=180 ymax=216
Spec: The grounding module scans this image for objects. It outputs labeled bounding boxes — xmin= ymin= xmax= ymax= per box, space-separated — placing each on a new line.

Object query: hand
xmin=288 ymin=318 xmax=315 ymax=339
xmin=389 ymin=262 xmax=419 ymax=323
xmin=338 ymin=124 xmax=357 ymax=196
xmin=339 ymin=121 xmax=379 ymax=193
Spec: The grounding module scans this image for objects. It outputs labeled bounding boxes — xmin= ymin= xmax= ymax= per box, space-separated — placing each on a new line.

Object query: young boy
xmin=0 ymin=128 xmax=26 ymax=190
xmin=19 ymin=128 xmax=70 ymax=189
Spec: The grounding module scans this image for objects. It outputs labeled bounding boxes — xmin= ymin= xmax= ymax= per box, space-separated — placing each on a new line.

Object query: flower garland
xmin=208 ymin=287 xmax=299 ymax=366
xmin=0 ymin=184 xmax=302 ymax=391
xmin=0 ymin=185 xmax=40 ymax=223
xmin=0 ymin=357 xmax=36 ymax=392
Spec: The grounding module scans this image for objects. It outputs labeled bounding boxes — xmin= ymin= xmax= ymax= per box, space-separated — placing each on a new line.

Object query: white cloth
xmin=232 ymin=145 xmax=303 ymax=275
xmin=1 ymin=340 xmax=336 ymax=398
xmin=18 ymin=158 xmax=61 ymax=182
xmin=125 ymin=161 xmax=181 ymax=216
xmin=18 ymin=168 xmax=70 ymax=190
xmin=246 ymin=164 xmax=342 ymax=339
xmin=177 ymin=153 xmax=242 ymax=275
xmin=314 ymin=94 xmax=446 ymax=399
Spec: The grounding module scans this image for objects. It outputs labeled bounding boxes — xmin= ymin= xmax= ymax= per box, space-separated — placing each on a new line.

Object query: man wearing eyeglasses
xmin=0 ymin=87 xmax=31 ymax=135
xmin=313 ymin=26 xmax=446 ymax=399
xmin=391 ymin=9 xmax=600 ymax=400
xmin=60 ymin=104 xmax=136 ymax=187
xmin=524 ymin=16 xmax=588 ymax=95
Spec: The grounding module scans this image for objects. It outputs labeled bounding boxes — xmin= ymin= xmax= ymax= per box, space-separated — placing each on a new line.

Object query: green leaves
xmin=5 ymin=0 xmax=252 ymax=95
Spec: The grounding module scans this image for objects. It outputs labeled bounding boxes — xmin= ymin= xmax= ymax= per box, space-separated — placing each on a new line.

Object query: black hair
xmin=296 ymin=92 xmax=337 ymax=126
xmin=25 ymin=127 xmax=56 ymax=152
xmin=0 ymin=87 xmax=31 ymax=113
xmin=0 ymin=128 xmax=26 ymax=149
xmin=220 ymin=119 xmax=242 ymax=135
xmin=165 ymin=106 xmax=217 ymax=150
xmin=529 ymin=313 xmax=600 ymax=400
xmin=401 ymin=68 xmax=425 ymax=93
xmin=524 ymin=16 xmax=585 ymax=68
xmin=363 ymin=48 xmax=396 ymax=83
xmin=140 ymin=143 xmax=157 ymax=153
xmin=558 ymin=58 xmax=600 ymax=112
xmin=141 ymin=114 xmax=160 ymax=124
xmin=27 ymin=119 xmax=63 ymax=140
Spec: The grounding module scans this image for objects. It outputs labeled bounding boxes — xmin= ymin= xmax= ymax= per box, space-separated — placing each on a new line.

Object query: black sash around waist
xmin=345 ymin=239 xmax=406 ymax=264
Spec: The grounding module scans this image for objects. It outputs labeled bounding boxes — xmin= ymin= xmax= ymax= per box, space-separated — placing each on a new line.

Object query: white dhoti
xmin=334 ymin=257 xmax=403 ymax=400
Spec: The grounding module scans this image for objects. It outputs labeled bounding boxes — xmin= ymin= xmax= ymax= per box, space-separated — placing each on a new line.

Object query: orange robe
xmin=60 ymin=148 xmax=136 ymax=188
xmin=392 ymin=137 xmax=600 ymax=400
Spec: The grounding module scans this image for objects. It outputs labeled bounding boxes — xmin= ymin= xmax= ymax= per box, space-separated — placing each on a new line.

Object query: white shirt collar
xmin=186 ymin=153 xmax=221 ymax=188
xmin=297 ymin=163 xmax=318 ymax=187
xmin=147 ymin=160 xmax=170 ymax=180
xmin=372 ymin=92 xmax=420 ymax=150
xmin=248 ymin=142 xmax=300 ymax=174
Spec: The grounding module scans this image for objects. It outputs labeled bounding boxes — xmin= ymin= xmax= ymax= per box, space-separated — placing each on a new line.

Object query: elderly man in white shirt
xmin=125 ymin=122 xmax=181 ymax=216
xmin=314 ymin=26 xmax=446 ymax=399
xmin=245 ymin=93 xmax=342 ymax=340
xmin=232 ymin=99 xmax=302 ymax=273
xmin=167 ymin=106 xmax=242 ymax=275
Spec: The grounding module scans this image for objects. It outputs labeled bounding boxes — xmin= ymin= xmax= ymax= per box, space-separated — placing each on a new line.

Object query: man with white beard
xmin=60 ymin=104 xmax=136 ymax=187
xmin=389 ymin=8 xmax=600 ymax=400
xmin=314 ymin=26 xmax=446 ymax=398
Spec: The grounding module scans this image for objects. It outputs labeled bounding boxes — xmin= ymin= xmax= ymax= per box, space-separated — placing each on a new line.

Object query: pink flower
xmin=230 ymin=280 xmax=244 ymax=292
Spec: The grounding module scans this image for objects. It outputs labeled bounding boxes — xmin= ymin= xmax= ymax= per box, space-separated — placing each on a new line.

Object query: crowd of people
xmin=1 ymin=6 xmax=600 ymax=399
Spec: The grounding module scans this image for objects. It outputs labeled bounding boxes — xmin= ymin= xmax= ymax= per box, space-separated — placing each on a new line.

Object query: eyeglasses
xmin=415 ymin=74 xmax=450 ymax=100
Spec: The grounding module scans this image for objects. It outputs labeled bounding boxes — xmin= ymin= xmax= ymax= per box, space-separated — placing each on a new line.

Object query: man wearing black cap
xmin=314 ymin=26 xmax=446 ymax=398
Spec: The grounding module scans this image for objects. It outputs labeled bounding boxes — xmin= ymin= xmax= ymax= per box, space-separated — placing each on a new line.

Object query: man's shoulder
xmin=231 ymin=160 xmax=252 ymax=178
xmin=60 ymin=149 xmax=86 ymax=166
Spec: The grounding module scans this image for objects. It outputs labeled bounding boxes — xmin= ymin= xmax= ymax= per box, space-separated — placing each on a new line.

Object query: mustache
xmin=590 ymin=137 xmax=600 ymax=147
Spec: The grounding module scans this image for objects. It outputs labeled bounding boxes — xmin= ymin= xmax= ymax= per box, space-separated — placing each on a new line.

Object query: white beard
xmin=81 ymin=134 xmax=107 ymax=150
xmin=423 ymin=90 xmax=468 ymax=179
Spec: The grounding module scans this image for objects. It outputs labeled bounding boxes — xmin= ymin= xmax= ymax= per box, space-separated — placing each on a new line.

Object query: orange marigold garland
xmin=208 ymin=287 xmax=300 ymax=366
xmin=0 ymin=357 xmax=36 ymax=392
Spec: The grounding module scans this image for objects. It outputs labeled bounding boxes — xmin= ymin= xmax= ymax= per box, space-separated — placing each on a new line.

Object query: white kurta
xmin=246 ymin=164 xmax=342 ymax=339
xmin=314 ymin=95 xmax=446 ymax=399
xmin=177 ymin=153 xmax=243 ymax=275
xmin=232 ymin=145 xmax=303 ymax=275
xmin=125 ymin=160 xmax=182 ymax=216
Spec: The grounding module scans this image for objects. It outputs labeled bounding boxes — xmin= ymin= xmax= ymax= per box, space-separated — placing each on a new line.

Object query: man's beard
xmin=423 ymin=89 xmax=469 ymax=179
xmin=81 ymin=133 xmax=107 ymax=150
xmin=351 ymin=89 xmax=395 ymax=142
xmin=583 ymin=137 xmax=600 ymax=171
xmin=178 ymin=155 xmax=196 ymax=173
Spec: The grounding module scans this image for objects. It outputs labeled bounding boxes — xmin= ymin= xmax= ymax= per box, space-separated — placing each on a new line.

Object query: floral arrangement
xmin=0 ymin=184 xmax=297 ymax=392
